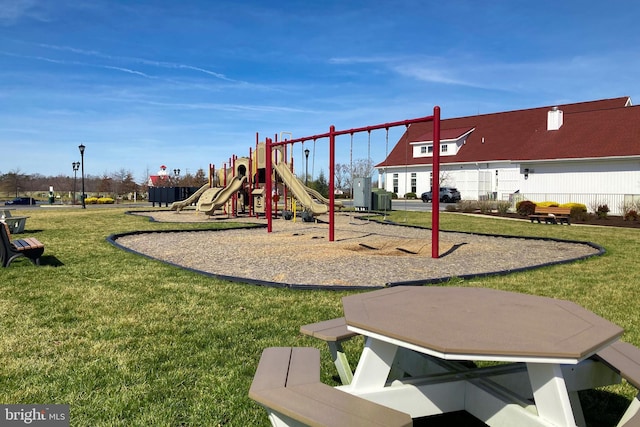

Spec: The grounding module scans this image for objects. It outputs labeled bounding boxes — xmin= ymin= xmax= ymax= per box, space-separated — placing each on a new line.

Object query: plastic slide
xmin=304 ymin=185 xmax=343 ymax=209
xmin=273 ymin=162 xmax=328 ymax=215
xmin=197 ymin=175 xmax=247 ymax=215
xmin=170 ymin=183 xmax=210 ymax=211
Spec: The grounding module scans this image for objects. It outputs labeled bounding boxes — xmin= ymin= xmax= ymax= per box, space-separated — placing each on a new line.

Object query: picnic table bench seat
xmin=529 ymin=206 xmax=571 ymax=225
xmin=300 ymin=317 xmax=358 ymax=385
xmin=595 ymin=340 xmax=640 ymax=426
xmin=0 ymin=221 xmax=44 ymax=267
xmin=249 ymin=346 xmax=412 ymax=427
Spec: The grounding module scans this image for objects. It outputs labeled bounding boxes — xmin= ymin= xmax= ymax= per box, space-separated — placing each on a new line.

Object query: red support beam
xmin=265 ymin=137 xmax=272 ymax=233
xmin=329 ymin=125 xmax=336 ymax=241
xmin=432 ymin=106 xmax=441 ymax=259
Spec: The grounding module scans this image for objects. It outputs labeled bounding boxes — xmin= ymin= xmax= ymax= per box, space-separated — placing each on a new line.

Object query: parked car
xmin=4 ymin=197 xmax=37 ymax=206
xmin=421 ymin=187 xmax=461 ymax=203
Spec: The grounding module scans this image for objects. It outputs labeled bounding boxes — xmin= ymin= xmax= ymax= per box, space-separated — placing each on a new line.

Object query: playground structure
xmin=168 ymin=106 xmax=442 ymax=256
xmin=169 ymin=145 xmax=336 ymax=218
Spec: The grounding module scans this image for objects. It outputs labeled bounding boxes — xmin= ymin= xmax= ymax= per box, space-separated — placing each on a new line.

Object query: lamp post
xmin=304 ymin=148 xmax=310 ymax=186
xmin=78 ymin=144 xmax=86 ymax=209
xmin=72 ymin=161 xmax=80 ymax=205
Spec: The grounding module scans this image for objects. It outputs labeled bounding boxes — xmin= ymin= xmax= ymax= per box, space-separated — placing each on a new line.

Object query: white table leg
xmin=527 ymin=363 xmax=578 ymax=427
xmin=349 ymin=337 xmax=398 ymax=390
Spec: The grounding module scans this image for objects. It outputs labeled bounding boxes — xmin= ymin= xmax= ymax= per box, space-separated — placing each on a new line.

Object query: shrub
xmin=457 ymin=200 xmax=476 ymax=213
xmin=561 ymin=202 xmax=587 ymax=212
xmin=619 ymin=201 xmax=638 ymax=219
xmin=570 ymin=206 xmax=589 ymax=221
xmin=516 ymin=200 xmax=536 ymax=216
xmin=84 ymin=197 xmax=99 ymax=204
xmin=589 ymin=199 xmax=609 ymax=215
xmin=98 ymin=197 xmax=115 ymax=204
xmin=596 ymin=204 xmax=610 ymax=219
xmin=404 ymin=192 xmax=416 ymax=199
xmin=624 ymin=210 xmax=638 ymax=221
xmin=444 ymin=204 xmax=458 ymax=212
xmin=496 ymin=200 xmax=511 ymax=215
xmin=477 ymin=199 xmax=493 ymax=214
xmin=537 ymin=201 xmax=560 ymax=207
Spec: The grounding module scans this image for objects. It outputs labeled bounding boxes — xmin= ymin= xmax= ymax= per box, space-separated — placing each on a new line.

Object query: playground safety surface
xmin=115 ymin=211 xmax=602 ymax=289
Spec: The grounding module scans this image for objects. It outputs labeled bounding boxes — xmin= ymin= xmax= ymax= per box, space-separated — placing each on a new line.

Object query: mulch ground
xmin=114 ymin=211 xmax=602 ymax=289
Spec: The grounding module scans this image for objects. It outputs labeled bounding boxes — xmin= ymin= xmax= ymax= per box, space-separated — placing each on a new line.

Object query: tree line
xmin=0 ymin=158 xmax=374 ymax=201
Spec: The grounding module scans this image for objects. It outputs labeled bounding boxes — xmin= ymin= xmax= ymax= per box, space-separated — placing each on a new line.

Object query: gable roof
xmin=376 ymin=97 xmax=639 ymax=167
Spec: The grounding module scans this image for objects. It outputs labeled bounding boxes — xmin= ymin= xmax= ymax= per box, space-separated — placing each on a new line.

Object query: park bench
xmin=529 ymin=206 xmax=571 ymax=225
xmin=249 ymin=346 xmax=412 ymax=427
xmin=595 ymin=340 xmax=640 ymax=426
xmin=0 ymin=221 xmax=44 ymax=267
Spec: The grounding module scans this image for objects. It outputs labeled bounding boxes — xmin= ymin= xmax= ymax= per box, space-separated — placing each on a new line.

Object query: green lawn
xmin=1 ymin=207 xmax=639 ymax=426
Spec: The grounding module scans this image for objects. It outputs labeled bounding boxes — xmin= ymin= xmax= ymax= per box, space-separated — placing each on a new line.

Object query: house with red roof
xmin=147 ymin=165 xmax=170 ymax=187
xmin=375 ymin=97 xmax=640 ymax=214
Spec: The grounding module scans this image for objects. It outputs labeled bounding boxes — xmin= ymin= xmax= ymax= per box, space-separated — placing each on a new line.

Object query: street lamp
xmin=72 ymin=161 xmax=80 ymax=205
xmin=304 ymin=148 xmax=310 ymax=186
xmin=78 ymin=144 xmax=86 ymax=209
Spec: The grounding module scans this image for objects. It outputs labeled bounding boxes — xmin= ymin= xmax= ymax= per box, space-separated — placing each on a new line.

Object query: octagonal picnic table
xmin=338 ymin=286 xmax=625 ymax=427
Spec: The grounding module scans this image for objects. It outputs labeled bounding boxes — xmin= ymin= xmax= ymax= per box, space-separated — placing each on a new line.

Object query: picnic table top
xmin=342 ymin=286 xmax=623 ymax=363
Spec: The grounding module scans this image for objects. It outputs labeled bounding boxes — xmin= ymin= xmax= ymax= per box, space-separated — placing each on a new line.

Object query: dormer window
xmin=410 ymin=127 xmax=475 ymax=159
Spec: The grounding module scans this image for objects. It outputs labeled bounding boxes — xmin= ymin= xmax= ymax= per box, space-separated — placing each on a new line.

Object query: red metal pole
xmin=232 ymin=155 xmax=236 ymax=217
xmin=432 ymin=106 xmax=441 ymax=259
xmin=248 ymin=146 xmax=253 ymax=217
xmin=265 ymin=137 xmax=272 ymax=232
xmin=329 ymin=125 xmax=335 ymax=242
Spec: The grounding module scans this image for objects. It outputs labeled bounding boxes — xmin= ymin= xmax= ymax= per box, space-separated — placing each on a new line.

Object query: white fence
xmin=507 ymin=193 xmax=640 ymax=215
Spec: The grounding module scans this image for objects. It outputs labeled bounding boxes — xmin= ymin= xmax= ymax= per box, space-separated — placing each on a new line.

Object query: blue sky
xmin=2 ymin=0 xmax=639 ymax=183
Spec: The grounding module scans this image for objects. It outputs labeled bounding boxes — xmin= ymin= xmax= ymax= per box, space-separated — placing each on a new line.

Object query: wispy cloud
xmin=0 ymin=0 xmax=48 ymax=25
xmin=38 ymin=42 xmax=238 ymax=82
xmin=0 ymin=50 xmax=156 ymax=79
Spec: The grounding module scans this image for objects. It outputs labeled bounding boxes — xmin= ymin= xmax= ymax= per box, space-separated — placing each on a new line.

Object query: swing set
xmin=264 ymin=106 xmax=442 ymax=258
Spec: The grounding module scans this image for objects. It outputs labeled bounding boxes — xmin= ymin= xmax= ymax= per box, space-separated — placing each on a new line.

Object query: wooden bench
xmin=595 ymin=340 xmax=640 ymax=426
xmin=249 ymin=347 xmax=412 ymax=427
xmin=0 ymin=221 xmax=44 ymax=267
xmin=529 ymin=206 xmax=571 ymax=225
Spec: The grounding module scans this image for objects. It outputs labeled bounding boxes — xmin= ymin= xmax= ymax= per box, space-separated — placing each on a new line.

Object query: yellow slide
xmin=197 ymin=175 xmax=247 ymax=215
xmin=273 ymin=162 xmax=328 ymax=215
xmin=170 ymin=183 xmax=210 ymax=211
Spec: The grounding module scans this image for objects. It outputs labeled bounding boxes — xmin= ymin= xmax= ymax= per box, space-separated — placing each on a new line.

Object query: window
xmin=428 ymin=146 xmax=433 ymax=153
xmin=411 ymin=173 xmax=417 ymax=193
xmin=393 ymin=173 xmax=398 ymax=194
xmin=441 ymin=144 xmax=448 ymax=153
xmin=420 ymin=146 xmax=427 ymax=154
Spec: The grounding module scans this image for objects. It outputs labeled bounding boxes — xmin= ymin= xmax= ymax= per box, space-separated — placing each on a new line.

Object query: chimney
xmin=547 ymin=106 xmax=563 ymax=131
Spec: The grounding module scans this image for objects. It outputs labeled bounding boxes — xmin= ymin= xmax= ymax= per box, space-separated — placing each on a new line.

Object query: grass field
xmin=1 ymin=207 xmax=639 ymax=426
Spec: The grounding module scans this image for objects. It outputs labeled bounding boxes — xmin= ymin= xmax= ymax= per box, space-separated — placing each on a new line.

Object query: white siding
xmin=379 ymin=157 xmax=640 ymax=213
